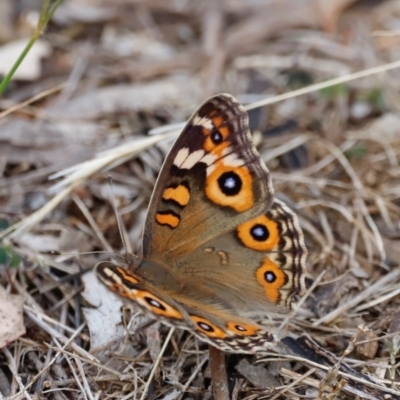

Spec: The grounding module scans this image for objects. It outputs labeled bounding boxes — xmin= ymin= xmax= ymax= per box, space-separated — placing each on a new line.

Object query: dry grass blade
xmin=245 ymin=59 xmax=400 ymax=111
xmin=0 ymin=82 xmax=66 ymax=119
xmin=139 ymin=328 xmax=175 ymax=400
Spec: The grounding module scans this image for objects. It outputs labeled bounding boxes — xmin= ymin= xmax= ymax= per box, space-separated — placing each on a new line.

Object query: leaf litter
xmin=1 ymin=0 xmax=400 ymax=399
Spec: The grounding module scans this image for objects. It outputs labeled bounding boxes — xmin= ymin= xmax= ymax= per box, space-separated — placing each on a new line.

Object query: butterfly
xmin=95 ymin=94 xmax=307 ymax=354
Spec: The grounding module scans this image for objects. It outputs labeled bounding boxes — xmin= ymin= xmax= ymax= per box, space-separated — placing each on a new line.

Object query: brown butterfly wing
xmin=173 ymin=199 xmax=307 ymax=314
xmin=142 ymin=94 xmax=274 ymax=261
xmin=96 ymin=261 xmax=277 ymax=354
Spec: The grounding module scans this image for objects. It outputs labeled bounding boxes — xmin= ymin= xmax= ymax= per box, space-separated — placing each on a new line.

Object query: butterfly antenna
xmin=108 ymin=176 xmax=133 ymax=255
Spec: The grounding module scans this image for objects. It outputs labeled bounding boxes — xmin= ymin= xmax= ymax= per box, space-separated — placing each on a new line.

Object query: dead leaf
xmin=0 ymin=285 xmax=25 ymax=348
xmin=81 ymin=271 xmax=125 ymax=351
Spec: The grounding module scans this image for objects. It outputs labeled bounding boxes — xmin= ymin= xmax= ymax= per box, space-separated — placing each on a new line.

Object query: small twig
xmin=208 ymin=345 xmax=229 ymax=400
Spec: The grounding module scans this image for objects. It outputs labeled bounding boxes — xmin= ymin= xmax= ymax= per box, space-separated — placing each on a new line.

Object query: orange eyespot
xmin=191 ymin=315 xmax=227 ymax=338
xmin=205 ymin=165 xmax=253 ymax=212
xmin=226 ymin=321 xmax=260 ymax=336
xmin=237 ymin=215 xmax=279 ymax=251
xmin=202 ymin=118 xmax=230 ymax=154
xmin=256 ymin=258 xmax=287 ymax=303
xmin=135 ymin=291 xmax=183 ymax=319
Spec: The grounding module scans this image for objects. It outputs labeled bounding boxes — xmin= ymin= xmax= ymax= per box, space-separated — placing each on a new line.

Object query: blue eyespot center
xmin=198 ymin=322 xmax=214 ymax=332
xmin=145 ymin=297 xmax=166 ymax=311
xmin=264 ymin=271 xmax=276 ymax=283
xmin=211 ymin=130 xmax=223 ymax=144
xmin=218 ymin=171 xmax=242 ymax=196
xmin=250 ymin=224 xmax=269 ymax=241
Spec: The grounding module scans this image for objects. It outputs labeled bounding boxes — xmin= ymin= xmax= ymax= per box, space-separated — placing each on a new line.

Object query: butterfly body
xmin=96 ymin=94 xmax=307 ymax=354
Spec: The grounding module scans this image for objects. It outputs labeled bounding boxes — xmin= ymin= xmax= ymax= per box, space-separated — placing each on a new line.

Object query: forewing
xmin=143 ymin=94 xmax=274 ymax=261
